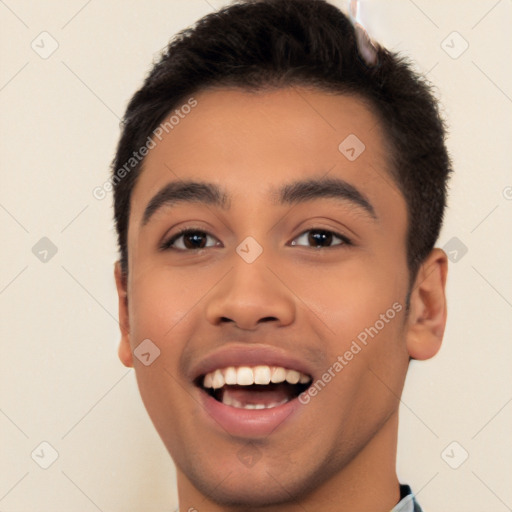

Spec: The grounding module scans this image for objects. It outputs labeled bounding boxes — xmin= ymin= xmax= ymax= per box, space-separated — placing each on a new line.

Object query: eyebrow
xmin=275 ymin=177 xmax=377 ymax=219
xmin=141 ymin=176 xmax=377 ymax=226
xmin=141 ymin=181 xmax=230 ymax=226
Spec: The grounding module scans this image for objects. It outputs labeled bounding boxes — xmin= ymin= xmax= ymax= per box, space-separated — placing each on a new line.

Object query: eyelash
xmin=159 ymin=227 xmax=353 ymax=251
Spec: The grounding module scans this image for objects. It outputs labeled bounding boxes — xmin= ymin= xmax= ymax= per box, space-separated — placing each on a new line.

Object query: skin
xmin=114 ymin=87 xmax=448 ymax=512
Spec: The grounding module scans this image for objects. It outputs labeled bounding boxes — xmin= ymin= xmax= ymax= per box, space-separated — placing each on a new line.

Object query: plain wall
xmin=1 ymin=1 xmax=511 ymax=510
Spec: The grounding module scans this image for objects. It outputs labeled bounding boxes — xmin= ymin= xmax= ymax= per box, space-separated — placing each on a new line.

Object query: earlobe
xmin=406 ymin=248 xmax=448 ymax=361
xmin=114 ymin=261 xmax=133 ymax=368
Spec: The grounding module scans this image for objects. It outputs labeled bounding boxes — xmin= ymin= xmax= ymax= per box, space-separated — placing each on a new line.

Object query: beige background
xmin=1 ymin=0 xmax=511 ymax=510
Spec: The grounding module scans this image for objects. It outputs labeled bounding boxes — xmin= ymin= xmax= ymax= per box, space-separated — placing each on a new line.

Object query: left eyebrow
xmin=271 ymin=176 xmax=377 ymax=220
xmin=141 ymin=176 xmax=377 ymax=227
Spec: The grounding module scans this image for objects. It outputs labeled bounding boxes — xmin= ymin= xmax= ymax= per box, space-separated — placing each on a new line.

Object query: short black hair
xmin=111 ymin=0 xmax=452 ymax=283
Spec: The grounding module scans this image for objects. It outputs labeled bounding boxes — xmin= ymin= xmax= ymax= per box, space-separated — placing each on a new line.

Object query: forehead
xmin=129 ymin=86 xmax=404 ymax=228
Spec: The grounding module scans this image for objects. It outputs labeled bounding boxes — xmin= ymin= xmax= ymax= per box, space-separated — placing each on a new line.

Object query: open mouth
xmin=195 ymin=365 xmax=313 ymax=410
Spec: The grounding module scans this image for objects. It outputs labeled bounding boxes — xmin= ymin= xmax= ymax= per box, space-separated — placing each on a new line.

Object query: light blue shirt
xmin=391 ymin=484 xmax=423 ymax=511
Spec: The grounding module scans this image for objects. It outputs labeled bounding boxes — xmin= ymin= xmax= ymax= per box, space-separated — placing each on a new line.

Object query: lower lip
xmin=197 ymin=388 xmax=305 ymax=438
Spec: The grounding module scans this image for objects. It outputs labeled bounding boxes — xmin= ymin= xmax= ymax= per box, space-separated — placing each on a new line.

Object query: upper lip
xmin=189 ymin=343 xmax=315 ymax=384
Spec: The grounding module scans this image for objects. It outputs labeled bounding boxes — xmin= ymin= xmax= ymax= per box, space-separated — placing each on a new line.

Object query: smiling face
xmin=114 ymin=86 xmax=447 ymax=510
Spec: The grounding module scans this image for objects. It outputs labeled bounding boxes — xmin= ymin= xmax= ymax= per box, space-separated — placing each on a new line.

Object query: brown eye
xmin=290 ymin=229 xmax=351 ymax=248
xmin=161 ymin=229 xmax=220 ymax=251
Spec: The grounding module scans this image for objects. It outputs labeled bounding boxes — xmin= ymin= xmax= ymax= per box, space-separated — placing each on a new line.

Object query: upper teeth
xmin=202 ymin=365 xmax=311 ymax=389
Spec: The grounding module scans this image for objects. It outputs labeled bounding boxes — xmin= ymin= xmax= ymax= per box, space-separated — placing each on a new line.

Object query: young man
xmin=111 ymin=1 xmax=451 ymax=510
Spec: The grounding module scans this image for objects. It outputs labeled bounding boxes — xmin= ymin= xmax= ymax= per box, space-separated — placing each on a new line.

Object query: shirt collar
xmin=391 ymin=484 xmax=422 ymax=512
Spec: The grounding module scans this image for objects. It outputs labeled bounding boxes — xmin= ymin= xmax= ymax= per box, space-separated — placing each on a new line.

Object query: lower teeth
xmin=221 ymin=395 xmax=289 ymax=409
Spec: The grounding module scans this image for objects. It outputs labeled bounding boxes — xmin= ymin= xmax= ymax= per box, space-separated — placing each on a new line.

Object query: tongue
xmin=219 ymin=383 xmax=296 ymax=406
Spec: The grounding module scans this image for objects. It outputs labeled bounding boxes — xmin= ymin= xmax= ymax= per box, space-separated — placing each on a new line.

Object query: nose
xmin=204 ymin=253 xmax=296 ymax=331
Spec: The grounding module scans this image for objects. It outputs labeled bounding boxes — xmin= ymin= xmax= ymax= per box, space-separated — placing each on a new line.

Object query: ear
xmin=406 ymin=248 xmax=448 ymax=360
xmin=114 ymin=261 xmax=133 ymax=367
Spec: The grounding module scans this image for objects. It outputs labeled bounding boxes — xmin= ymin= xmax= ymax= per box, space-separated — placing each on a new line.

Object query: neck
xmin=176 ymin=411 xmax=401 ymax=512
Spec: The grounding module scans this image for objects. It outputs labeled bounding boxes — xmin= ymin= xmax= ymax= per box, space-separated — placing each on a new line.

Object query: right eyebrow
xmin=141 ymin=180 xmax=230 ymax=227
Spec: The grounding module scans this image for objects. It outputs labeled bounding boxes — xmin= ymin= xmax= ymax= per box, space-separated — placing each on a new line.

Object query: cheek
xmin=128 ymin=268 xmax=203 ymax=344
xmin=289 ymin=257 xmax=406 ymax=341
xmin=127 ymin=274 xmax=197 ymax=446
xmin=295 ymin=257 xmax=409 ymax=401
xmin=320 ymin=264 xmax=408 ymax=400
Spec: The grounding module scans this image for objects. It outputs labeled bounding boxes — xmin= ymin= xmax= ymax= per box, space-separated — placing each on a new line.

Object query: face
xmin=115 ymin=87 xmax=441 ymax=508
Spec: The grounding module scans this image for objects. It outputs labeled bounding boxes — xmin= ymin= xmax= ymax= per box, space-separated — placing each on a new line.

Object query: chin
xmin=182 ymin=459 xmax=320 ymax=508
xmin=197 ymin=474 xmax=306 ymax=507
